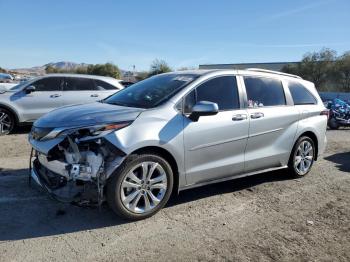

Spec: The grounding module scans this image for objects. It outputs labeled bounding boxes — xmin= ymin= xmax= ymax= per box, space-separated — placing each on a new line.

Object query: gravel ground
xmin=0 ymin=128 xmax=349 ymax=262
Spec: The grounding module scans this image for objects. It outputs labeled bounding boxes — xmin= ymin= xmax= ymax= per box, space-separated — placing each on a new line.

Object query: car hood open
xmin=34 ymin=102 xmax=144 ymax=128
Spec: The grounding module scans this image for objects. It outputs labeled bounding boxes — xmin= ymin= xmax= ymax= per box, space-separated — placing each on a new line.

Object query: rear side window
xmin=64 ymin=77 xmax=97 ymax=91
xmin=31 ymin=77 xmax=62 ymax=91
xmin=288 ymin=81 xmax=317 ymax=105
xmin=94 ymin=79 xmax=118 ymax=90
xmin=244 ymin=76 xmax=286 ymax=107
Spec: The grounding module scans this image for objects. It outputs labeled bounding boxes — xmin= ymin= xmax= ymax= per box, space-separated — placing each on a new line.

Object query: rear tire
xmin=107 ymin=153 xmax=174 ymax=220
xmin=0 ymin=108 xmax=15 ymax=135
xmin=328 ymin=117 xmax=339 ymax=130
xmin=288 ymin=136 xmax=315 ymax=178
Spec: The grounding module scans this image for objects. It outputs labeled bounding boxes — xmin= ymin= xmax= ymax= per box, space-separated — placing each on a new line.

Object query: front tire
xmin=288 ymin=136 xmax=315 ymax=178
xmin=107 ymin=153 xmax=174 ymax=220
xmin=0 ymin=108 xmax=15 ymax=135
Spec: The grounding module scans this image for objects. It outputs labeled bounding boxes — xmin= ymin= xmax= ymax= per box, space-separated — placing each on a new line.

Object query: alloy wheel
xmin=120 ymin=161 xmax=168 ymax=214
xmin=0 ymin=111 xmax=12 ymax=135
xmin=294 ymin=140 xmax=314 ymax=175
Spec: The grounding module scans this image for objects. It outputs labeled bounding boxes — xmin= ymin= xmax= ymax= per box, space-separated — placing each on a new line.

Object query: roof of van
xmin=165 ymin=69 xmax=304 ymax=80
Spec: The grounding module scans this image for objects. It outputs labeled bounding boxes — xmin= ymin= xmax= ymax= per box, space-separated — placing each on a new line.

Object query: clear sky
xmin=0 ymin=0 xmax=349 ymax=71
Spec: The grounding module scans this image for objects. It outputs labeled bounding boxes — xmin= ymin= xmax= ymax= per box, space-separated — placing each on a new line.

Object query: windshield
xmin=104 ymin=73 xmax=198 ymax=108
xmin=10 ymin=81 xmax=29 ymax=91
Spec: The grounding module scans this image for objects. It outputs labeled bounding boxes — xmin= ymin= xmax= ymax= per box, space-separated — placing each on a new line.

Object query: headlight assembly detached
xmin=40 ymin=121 xmax=132 ymax=141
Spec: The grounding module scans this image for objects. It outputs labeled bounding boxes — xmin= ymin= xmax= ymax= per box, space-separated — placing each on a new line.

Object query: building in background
xmin=199 ymin=61 xmax=349 ymax=100
xmin=199 ymin=62 xmax=299 ymax=71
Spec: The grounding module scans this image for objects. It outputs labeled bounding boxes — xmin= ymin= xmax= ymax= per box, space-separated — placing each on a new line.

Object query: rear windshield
xmin=104 ymin=74 xmax=198 ymax=108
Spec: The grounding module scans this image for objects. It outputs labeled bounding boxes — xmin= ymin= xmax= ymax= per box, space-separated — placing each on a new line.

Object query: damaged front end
xmin=29 ymin=123 xmax=129 ymax=207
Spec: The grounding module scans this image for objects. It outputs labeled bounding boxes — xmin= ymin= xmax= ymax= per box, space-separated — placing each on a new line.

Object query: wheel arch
xmin=295 ymin=131 xmax=319 ymax=161
xmin=0 ymin=103 xmax=19 ymax=125
xmin=130 ymin=146 xmax=180 ymax=194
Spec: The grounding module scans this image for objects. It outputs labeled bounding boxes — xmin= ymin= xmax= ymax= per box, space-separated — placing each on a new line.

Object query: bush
xmin=148 ymin=59 xmax=172 ymax=77
xmin=87 ymin=63 xmax=121 ymax=79
xmin=45 ymin=63 xmax=121 ymax=79
xmin=282 ymin=48 xmax=350 ymax=91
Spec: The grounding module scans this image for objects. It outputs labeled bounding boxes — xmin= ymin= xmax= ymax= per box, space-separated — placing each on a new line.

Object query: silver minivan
xmin=29 ymin=69 xmax=328 ymax=220
xmin=0 ymin=74 xmax=124 ymax=135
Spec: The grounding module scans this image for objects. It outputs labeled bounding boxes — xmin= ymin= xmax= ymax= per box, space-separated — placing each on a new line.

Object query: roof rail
xmin=245 ymin=68 xmax=302 ymax=79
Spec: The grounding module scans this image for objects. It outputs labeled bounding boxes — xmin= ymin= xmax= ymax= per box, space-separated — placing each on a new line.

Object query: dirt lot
xmin=0 ymin=128 xmax=349 ymax=262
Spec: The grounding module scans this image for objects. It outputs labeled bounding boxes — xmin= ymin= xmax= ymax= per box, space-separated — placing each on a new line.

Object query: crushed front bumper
xmin=30 ymin=162 xmax=51 ymax=193
xmin=30 ymin=158 xmax=100 ymax=205
xmin=28 ymin=129 xmax=127 ymax=206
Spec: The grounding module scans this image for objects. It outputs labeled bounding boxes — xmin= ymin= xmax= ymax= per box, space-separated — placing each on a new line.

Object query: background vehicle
xmin=0 ymin=82 xmax=17 ymax=90
xmin=326 ymin=98 xmax=350 ymax=129
xmin=0 ymin=73 xmax=14 ymax=83
xmin=119 ymin=80 xmax=135 ymax=88
xmin=0 ymin=74 xmax=124 ymax=135
xmin=29 ymin=69 xmax=328 ymax=220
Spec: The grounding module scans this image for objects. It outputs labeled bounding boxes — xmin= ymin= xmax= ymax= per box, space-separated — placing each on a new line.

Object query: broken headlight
xmin=42 ymin=121 xmax=132 ymax=140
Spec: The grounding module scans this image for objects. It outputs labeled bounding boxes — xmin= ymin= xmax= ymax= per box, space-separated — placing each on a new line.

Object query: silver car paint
xmin=0 ymin=74 xmax=123 ymax=124
xmin=29 ymin=69 xmax=328 ymax=192
xmin=98 ymin=70 xmax=326 ymax=189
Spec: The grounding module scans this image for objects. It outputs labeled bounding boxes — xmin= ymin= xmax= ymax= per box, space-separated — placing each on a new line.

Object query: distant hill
xmin=11 ymin=61 xmax=91 ymax=75
xmin=44 ymin=61 xmax=90 ymax=70
xmin=9 ymin=62 xmax=133 ymax=79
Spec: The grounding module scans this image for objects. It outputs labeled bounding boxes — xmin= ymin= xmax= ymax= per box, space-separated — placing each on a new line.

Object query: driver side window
xmin=183 ymin=76 xmax=239 ymax=113
xmin=31 ymin=77 xmax=62 ymax=91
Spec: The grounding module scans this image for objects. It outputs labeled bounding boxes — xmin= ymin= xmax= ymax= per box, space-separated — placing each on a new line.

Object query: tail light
xmin=320 ymin=109 xmax=329 ymax=119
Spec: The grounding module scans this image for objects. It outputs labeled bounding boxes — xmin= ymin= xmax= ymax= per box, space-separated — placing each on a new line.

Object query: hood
xmin=0 ymin=87 xmax=18 ymax=94
xmin=0 ymin=86 xmax=8 ymax=94
xmin=34 ymin=102 xmax=144 ymax=128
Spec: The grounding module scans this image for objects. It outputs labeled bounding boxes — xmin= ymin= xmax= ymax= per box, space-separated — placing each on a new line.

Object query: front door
xmin=12 ymin=77 xmax=63 ymax=122
xmin=183 ymin=75 xmax=249 ymax=185
xmin=61 ymin=77 xmax=101 ymax=106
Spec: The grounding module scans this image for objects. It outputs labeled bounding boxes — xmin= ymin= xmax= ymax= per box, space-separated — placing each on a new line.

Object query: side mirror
xmin=25 ymin=85 xmax=35 ymax=94
xmin=189 ymin=101 xmax=219 ymax=122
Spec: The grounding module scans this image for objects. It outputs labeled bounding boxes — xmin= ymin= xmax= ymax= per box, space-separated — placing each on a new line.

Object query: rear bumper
xmin=320 ymin=135 xmax=327 ymax=156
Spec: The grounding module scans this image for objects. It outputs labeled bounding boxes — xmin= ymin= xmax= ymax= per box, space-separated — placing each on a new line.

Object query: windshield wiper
xmin=108 ymin=101 xmax=133 ymax=107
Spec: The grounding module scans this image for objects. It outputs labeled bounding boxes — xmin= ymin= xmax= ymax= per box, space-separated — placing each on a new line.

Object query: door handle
xmin=250 ymin=112 xmax=264 ymax=119
xmin=232 ymin=114 xmax=247 ymax=121
xmin=50 ymin=94 xmax=61 ymax=98
xmin=91 ymin=94 xmax=99 ymax=97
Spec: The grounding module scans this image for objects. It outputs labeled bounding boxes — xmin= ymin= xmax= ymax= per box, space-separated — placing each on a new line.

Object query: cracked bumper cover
xmin=29 ymin=133 xmax=65 ymax=155
xmin=30 ymin=161 xmax=52 ymax=195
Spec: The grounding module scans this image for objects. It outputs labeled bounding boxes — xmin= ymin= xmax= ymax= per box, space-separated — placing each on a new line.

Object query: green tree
xmin=135 ymin=71 xmax=149 ymax=81
xmin=334 ymin=51 xmax=350 ymax=91
xmin=148 ymin=59 xmax=172 ymax=77
xmin=75 ymin=66 xmax=88 ymax=74
xmin=281 ymin=64 xmax=299 ymax=75
xmin=300 ymin=48 xmax=336 ymax=88
xmin=282 ymin=48 xmax=337 ymax=89
xmin=87 ymin=63 xmax=121 ymax=78
xmin=45 ymin=65 xmax=60 ymax=73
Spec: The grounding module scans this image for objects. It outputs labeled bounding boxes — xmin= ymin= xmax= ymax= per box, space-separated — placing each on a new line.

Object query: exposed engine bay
xmin=30 ymin=128 xmax=126 ymax=207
